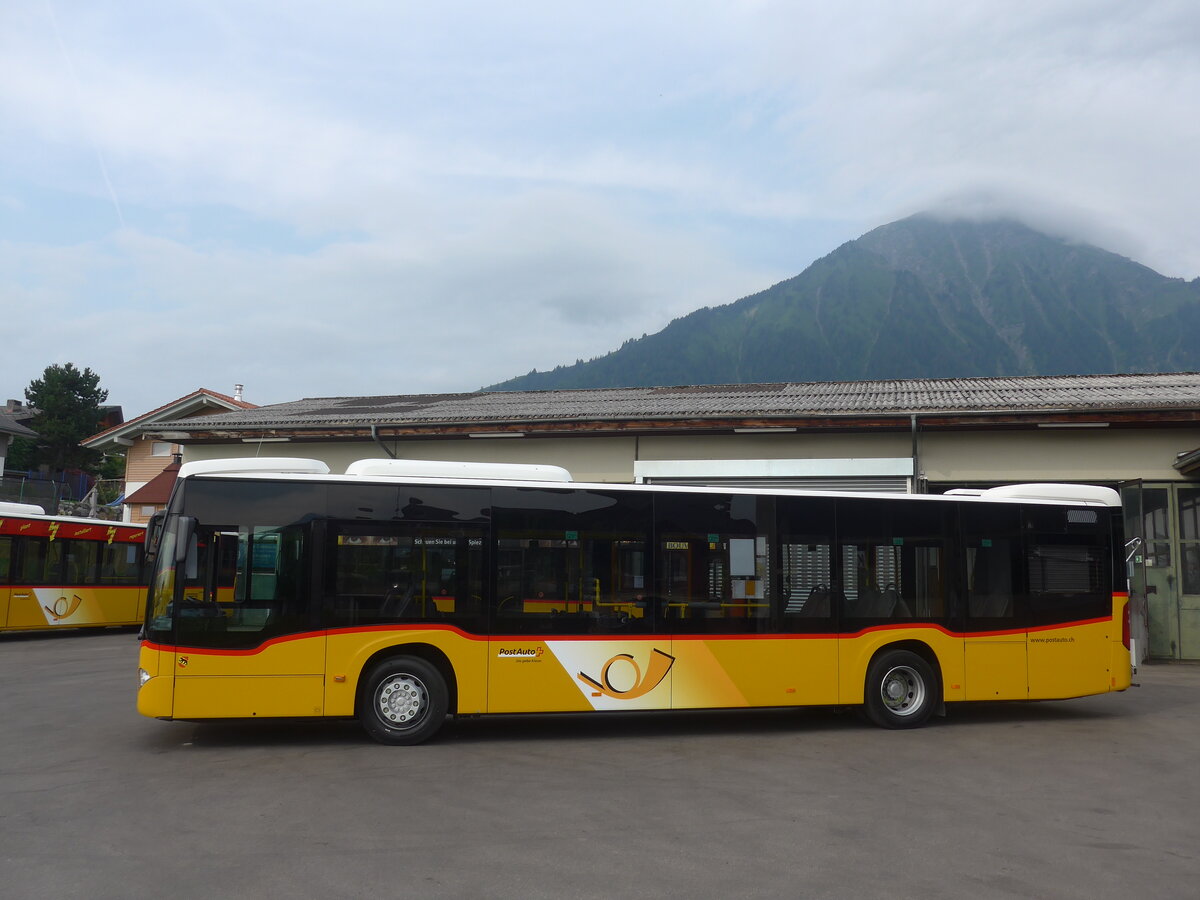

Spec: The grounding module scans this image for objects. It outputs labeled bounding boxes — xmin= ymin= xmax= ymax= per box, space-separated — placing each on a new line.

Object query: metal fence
xmin=0 ymin=474 xmax=65 ymax=512
xmin=0 ymin=472 xmax=123 ymax=518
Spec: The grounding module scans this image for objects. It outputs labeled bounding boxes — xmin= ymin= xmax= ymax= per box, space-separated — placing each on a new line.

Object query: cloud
xmin=2 ymin=1 xmax=1198 ymax=415
xmin=752 ymin=1 xmax=1200 ymax=275
xmin=1 ymin=192 xmax=770 ymax=410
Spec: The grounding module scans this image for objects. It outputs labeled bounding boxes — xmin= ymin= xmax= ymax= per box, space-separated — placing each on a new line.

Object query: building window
xmin=151 ymin=441 xmax=172 ymax=457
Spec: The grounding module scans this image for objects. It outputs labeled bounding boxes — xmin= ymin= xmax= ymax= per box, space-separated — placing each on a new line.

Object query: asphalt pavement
xmin=1 ymin=630 xmax=1197 ymax=899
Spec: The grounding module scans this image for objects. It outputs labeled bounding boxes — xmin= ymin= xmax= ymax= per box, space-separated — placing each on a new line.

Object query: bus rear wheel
xmin=360 ymin=656 xmax=449 ymax=745
xmin=864 ymin=649 xmax=938 ymax=729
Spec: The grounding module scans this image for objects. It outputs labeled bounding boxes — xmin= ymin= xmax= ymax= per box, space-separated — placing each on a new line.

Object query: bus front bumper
xmin=137 ymin=672 xmax=174 ymax=718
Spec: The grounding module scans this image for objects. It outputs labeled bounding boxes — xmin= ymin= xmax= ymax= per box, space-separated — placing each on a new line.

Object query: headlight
xmin=138 ymin=668 xmax=152 ymax=689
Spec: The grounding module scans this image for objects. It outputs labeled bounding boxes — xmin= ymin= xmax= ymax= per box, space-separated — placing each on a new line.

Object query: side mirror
xmin=144 ymin=511 xmax=167 ymax=564
xmin=175 ymin=516 xmax=198 ymax=565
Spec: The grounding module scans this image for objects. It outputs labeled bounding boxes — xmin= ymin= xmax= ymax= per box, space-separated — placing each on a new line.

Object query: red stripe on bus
xmin=1027 ymin=616 xmax=1111 ymax=633
xmin=146 ymin=615 xmax=1113 ymax=656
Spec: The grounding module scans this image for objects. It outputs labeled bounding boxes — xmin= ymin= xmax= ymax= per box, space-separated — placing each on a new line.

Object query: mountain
xmin=487 ymin=215 xmax=1200 ymax=390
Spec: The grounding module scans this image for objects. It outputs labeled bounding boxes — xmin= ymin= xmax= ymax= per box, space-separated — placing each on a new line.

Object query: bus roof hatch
xmin=345 ymin=458 xmax=573 ymax=482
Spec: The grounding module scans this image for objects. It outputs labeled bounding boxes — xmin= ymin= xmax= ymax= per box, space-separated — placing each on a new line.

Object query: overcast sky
xmin=3 ymin=0 xmax=1198 ymax=415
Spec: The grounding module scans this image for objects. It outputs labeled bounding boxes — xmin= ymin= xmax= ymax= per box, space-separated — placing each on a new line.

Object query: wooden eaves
xmin=159 ymin=407 xmax=1200 ymax=446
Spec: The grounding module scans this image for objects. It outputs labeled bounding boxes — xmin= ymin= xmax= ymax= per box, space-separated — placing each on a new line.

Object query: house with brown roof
xmin=82 ymin=387 xmax=257 ymax=524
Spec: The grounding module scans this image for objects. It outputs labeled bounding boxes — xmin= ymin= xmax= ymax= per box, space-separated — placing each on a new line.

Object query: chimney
xmin=234 ymin=384 xmax=244 ymax=402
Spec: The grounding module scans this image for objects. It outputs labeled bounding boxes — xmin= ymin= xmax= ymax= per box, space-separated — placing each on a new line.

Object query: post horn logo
xmin=577 ymin=648 xmax=675 ymax=700
xmin=44 ymin=595 xmax=84 ymax=621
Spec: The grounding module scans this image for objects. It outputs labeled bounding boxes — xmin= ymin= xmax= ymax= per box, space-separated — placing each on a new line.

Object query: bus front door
xmin=171 ymin=525 xmax=326 ymax=720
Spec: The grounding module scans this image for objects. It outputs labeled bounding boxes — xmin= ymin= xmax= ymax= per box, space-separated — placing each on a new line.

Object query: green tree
xmin=5 ymin=436 xmax=36 ymax=470
xmin=21 ymin=363 xmax=109 ymax=473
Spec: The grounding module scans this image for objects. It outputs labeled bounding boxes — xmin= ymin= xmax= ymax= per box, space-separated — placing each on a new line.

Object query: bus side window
xmin=177 ymin=524 xmax=309 ymax=647
xmin=839 ymin=498 xmax=950 ymax=625
xmin=493 ymin=486 xmax=653 ymax=635
xmin=99 ymin=542 xmax=143 ymax=585
xmin=19 ymin=538 xmax=61 ymax=585
xmin=63 ymin=539 xmax=100 ymax=585
xmin=962 ymin=504 xmax=1023 ymax=630
xmin=0 ymin=536 xmax=12 ymax=582
xmin=654 ymin=493 xmax=772 ymax=634
xmin=778 ymin=495 xmax=836 ymax=632
xmin=327 ymin=528 xmax=419 ymax=625
xmin=324 ymin=524 xmax=485 ymax=631
xmin=966 ymin=542 xmax=1016 ymax=618
xmin=1023 ymin=505 xmax=1109 ymax=626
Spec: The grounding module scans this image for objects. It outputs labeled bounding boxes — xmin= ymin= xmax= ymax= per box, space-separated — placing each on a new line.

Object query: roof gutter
xmin=371 ymin=424 xmax=397 ymax=459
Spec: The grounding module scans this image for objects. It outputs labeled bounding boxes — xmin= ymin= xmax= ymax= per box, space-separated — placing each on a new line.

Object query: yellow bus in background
xmin=136 ymin=458 xmax=1132 ymax=744
xmin=1 ymin=501 xmax=146 ymax=632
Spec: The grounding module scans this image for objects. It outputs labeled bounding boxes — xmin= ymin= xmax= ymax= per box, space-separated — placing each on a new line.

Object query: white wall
xmin=920 ymin=428 xmax=1200 ymax=483
xmin=180 ymin=424 xmax=1200 ymax=487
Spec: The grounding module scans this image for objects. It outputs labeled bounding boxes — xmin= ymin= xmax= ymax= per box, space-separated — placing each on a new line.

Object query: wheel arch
xmin=843 ymin=634 xmax=948 ymax=705
xmin=355 ymin=642 xmax=459 ymax=719
xmin=869 ymin=639 xmax=942 ymax=687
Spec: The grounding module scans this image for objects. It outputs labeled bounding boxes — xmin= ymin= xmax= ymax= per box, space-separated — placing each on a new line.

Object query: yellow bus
xmin=136 ymin=458 xmax=1132 ymax=744
xmin=1 ymin=501 xmax=146 ymax=632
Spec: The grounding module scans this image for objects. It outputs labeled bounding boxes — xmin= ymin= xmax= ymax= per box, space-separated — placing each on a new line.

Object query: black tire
xmin=863 ymin=649 xmax=938 ymax=729
xmin=359 ymin=656 xmax=449 ymax=745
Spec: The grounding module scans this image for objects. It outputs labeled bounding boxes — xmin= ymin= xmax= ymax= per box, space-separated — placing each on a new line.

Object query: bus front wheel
xmin=864 ymin=649 xmax=938 ymax=729
xmin=360 ymin=656 xmax=449 ymax=745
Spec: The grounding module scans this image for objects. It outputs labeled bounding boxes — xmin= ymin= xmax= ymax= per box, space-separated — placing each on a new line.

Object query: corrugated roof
xmin=158 ymin=373 xmax=1200 ymax=431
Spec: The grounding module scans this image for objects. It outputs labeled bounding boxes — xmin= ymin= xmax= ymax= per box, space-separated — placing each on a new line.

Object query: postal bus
xmin=136 ymin=457 xmax=1131 ymax=744
xmin=1 ymin=501 xmax=146 ymax=632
